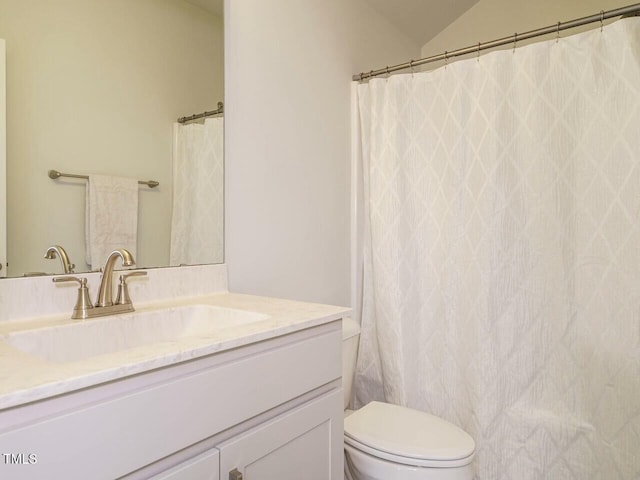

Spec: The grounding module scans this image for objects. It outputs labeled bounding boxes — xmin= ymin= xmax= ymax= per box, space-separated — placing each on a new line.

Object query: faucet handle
xmin=52 ymin=276 xmax=94 ymax=320
xmin=52 ymin=275 xmax=85 ymax=285
xmin=115 ymin=271 xmax=147 ymax=306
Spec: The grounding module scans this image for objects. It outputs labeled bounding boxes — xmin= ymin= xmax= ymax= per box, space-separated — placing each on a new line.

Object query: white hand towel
xmin=85 ymin=175 xmax=139 ymax=270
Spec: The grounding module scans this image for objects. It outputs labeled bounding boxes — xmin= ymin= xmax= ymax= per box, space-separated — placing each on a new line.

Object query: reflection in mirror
xmin=0 ymin=0 xmax=224 ymax=277
xmin=171 ymin=103 xmax=224 ymax=266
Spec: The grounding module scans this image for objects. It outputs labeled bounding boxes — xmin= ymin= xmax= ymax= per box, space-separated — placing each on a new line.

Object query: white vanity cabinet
xmin=0 ymin=320 xmax=343 ymax=480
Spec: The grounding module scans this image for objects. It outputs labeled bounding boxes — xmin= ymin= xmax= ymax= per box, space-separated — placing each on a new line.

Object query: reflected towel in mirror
xmin=85 ymin=175 xmax=138 ymax=270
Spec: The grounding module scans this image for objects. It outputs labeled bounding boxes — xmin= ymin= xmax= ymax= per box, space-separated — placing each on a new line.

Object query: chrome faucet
xmin=44 ymin=245 xmax=75 ymax=274
xmin=95 ymin=249 xmax=134 ymax=307
xmin=53 ymin=248 xmax=147 ymax=320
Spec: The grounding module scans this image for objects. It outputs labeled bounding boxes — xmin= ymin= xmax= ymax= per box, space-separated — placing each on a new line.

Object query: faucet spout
xmin=44 ymin=245 xmax=75 ymax=274
xmin=95 ymin=249 xmax=135 ymax=307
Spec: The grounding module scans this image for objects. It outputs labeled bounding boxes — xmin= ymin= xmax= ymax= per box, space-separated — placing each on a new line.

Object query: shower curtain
xmin=170 ymin=117 xmax=224 ymax=266
xmin=354 ymin=18 xmax=640 ymax=480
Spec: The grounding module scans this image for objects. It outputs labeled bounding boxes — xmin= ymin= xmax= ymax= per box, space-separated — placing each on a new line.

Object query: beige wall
xmin=422 ymin=0 xmax=633 ymax=58
xmin=0 ymin=40 xmax=5 ymax=278
xmin=0 ymin=0 xmax=223 ymax=276
xmin=225 ymin=0 xmax=420 ymax=305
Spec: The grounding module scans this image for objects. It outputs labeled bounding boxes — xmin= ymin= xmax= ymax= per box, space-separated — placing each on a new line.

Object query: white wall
xmin=225 ymin=0 xmax=420 ymax=306
xmin=0 ymin=0 xmax=223 ymax=276
xmin=421 ymin=0 xmax=633 ymax=57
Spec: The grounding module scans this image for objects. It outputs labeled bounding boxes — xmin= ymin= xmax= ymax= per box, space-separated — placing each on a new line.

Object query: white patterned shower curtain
xmin=354 ymin=18 xmax=640 ymax=480
xmin=170 ymin=117 xmax=224 ymax=266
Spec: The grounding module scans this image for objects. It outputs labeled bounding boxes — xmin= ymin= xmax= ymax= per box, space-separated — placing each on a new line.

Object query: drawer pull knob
xmin=229 ymin=468 xmax=243 ymax=480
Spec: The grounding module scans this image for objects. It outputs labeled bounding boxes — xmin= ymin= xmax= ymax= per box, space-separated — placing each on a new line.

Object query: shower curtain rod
xmin=177 ymin=101 xmax=224 ymax=124
xmin=353 ymin=3 xmax=640 ymax=81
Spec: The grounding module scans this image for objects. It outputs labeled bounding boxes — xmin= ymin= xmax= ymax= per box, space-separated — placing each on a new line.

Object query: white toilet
xmin=342 ymin=318 xmax=475 ymax=480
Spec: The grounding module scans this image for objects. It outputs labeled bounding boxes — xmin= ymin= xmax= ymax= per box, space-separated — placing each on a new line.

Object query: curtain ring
xmin=386 ymin=66 xmax=390 ymax=78
xmin=444 ymin=51 xmax=448 ymax=69
xmin=477 ymin=42 xmax=481 ymax=62
xmin=600 ymin=10 xmax=605 ymax=32
xmin=359 ymin=72 xmax=364 ymax=82
xmin=409 ymin=59 xmax=415 ymax=77
xmin=369 ymin=70 xmax=374 ymax=80
xmin=556 ymin=21 xmax=561 ymax=43
xmin=513 ymin=32 xmax=517 ymax=53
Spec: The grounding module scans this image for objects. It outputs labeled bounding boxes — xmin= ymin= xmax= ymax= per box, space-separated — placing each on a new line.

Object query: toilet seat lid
xmin=344 ymin=402 xmax=475 ymax=463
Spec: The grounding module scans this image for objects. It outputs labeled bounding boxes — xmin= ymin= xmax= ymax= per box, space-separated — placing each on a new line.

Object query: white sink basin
xmin=4 ymin=305 xmax=269 ymax=363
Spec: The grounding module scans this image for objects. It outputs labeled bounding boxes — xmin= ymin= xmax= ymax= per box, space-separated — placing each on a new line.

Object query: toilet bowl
xmin=342 ymin=318 xmax=475 ymax=480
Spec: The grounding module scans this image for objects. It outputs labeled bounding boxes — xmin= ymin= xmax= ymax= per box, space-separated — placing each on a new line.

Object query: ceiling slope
xmin=363 ymin=0 xmax=479 ymax=46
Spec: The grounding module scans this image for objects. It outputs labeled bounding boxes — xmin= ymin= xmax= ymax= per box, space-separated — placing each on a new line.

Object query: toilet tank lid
xmin=344 ymin=401 xmax=475 ymax=462
xmin=342 ymin=317 xmax=360 ymax=340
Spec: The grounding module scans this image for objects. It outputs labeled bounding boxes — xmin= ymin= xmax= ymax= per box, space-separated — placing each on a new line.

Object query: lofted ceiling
xmin=182 ymin=0 xmax=479 ymax=48
xmin=362 ymin=0 xmax=479 ymax=46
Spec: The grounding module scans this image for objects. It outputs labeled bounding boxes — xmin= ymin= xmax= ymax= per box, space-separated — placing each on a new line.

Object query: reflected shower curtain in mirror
xmin=170 ymin=117 xmax=223 ymax=266
xmin=354 ymin=18 xmax=640 ymax=480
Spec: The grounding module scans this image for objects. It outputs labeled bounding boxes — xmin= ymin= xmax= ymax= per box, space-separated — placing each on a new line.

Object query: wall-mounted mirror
xmin=0 ymin=0 xmax=224 ymax=278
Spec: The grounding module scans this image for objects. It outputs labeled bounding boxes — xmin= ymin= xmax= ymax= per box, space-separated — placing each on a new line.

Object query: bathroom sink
xmin=4 ymin=305 xmax=269 ymax=363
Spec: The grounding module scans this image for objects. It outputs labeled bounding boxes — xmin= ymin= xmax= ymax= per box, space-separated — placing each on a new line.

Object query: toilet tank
xmin=342 ymin=317 xmax=361 ymax=410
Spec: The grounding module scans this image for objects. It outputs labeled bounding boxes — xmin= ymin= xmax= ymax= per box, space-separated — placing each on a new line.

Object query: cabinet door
xmin=218 ymin=389 xmax=343 ymax=480
xmin=150 ymin=449 xmax=219 ymax=480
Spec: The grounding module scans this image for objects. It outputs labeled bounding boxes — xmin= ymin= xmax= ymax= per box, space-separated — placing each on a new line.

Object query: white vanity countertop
xmin=0 ymin=293 xmax=351 ymax=410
